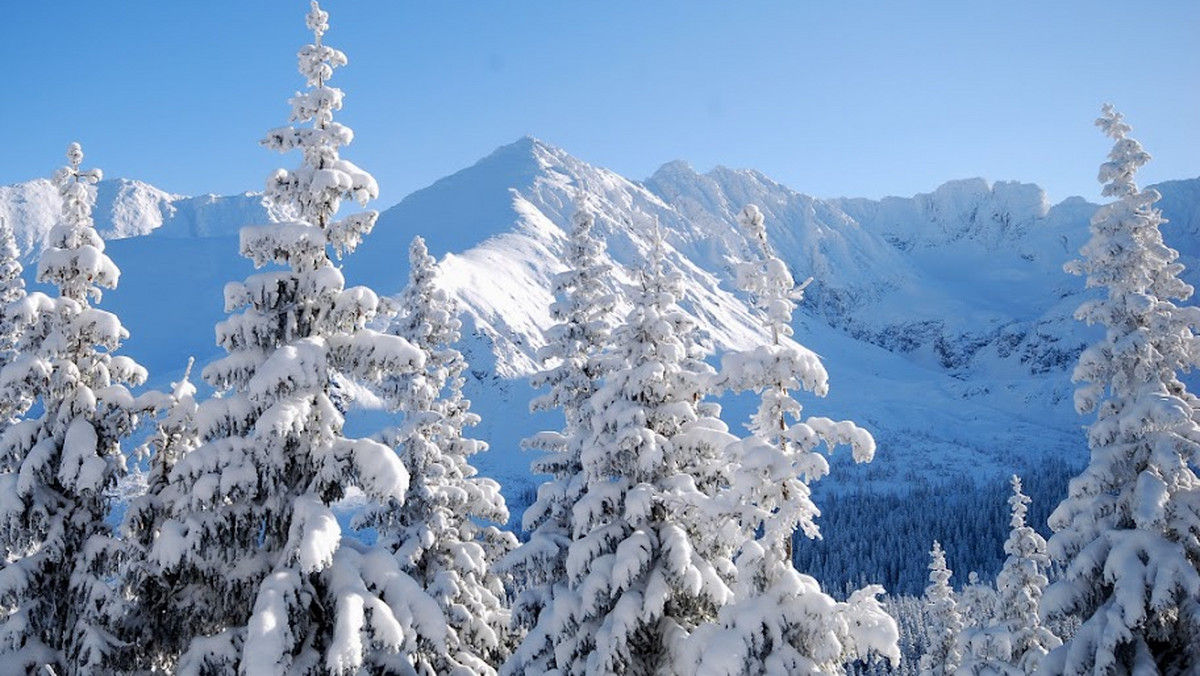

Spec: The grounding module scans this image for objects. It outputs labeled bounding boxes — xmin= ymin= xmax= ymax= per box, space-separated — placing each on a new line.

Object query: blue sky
xmin=3 ymin=1 xmax=1197 ymax=205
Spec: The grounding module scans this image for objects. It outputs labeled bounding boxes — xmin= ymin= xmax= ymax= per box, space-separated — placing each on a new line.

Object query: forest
xmin=0 ymin=3 xmax=1197 ymax=676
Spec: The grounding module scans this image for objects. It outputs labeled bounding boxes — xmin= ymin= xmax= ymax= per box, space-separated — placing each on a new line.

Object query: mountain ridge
xmin=3 ymin=138 xmax=1198 ymax=501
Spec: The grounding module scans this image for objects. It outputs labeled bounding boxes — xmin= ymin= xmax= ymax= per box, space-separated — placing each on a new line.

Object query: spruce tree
xmin=0 ymin=217 xmax=24 ymax=349
xmin=359 ymin=235 xmax=515 ymax=675
xmin=994 ymin=476 xmax=1058 ymax=673
xmin=683 ymin=204 xmax=896 ymax=675
xmin=920 ymin=541 xmax=963 ymax=676
xmin=0 ymin=218 xmax=21 ymax=305
xmin=955 ymin=477 xmax=1059 ymax=676
xmin=957 ymin=573 xmax=997 ymax=630
xmin=0 ymin=143 xmax=149 ymax=675
xmin=953 ymin=572 xmax=1001 ymax=676
xmin=500 ymin=198 xmax=616 ymax=676
xmin=154 ymin=4 xmax=429 ymax=674
xmin=0 ymin=214 xmax=28 ymax=423
xmin=119 ymin=360 xmax=200 ymax=673
xmin=1040 ymin=104 xmax=1200 ymax=675
xmin=548 ymin=231 xmax=735 ymax=675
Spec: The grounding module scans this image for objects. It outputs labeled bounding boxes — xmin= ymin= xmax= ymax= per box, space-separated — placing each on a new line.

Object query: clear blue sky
xmin=3 ymin=1 xmax=1197 ymax=205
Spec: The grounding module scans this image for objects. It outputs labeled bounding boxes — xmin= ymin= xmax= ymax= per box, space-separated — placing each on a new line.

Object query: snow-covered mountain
xmin=357 ymin=138 xmax=1200 ymax=498
xmin=0 ymin=177 xmax=269 ymax=258
xmin=4 ymin=138 xmax=1199 ymax=505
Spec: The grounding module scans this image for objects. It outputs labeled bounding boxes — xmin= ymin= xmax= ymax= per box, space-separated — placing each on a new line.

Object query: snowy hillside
xmin=4 ymin=139 xmax=1199 ymax=507
xmin=0 ymin=177 xmax=268 ymax=259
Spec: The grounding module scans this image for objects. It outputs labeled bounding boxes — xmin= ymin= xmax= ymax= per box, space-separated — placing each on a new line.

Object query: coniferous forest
xmin=0 ymin=4 xmax=1197 ymax=676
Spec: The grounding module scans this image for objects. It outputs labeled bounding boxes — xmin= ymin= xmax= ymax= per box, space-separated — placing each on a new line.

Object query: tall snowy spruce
xmin=151 ymin=4 xmax=430 ymax=674
xmin=500 ymin=199 xmax=616 ymax=676
xmin=0 ymin=218 xmax=21 ymax=306
xmin=920 ymin=541 xmax=963 ymax=676
xmin=995 ymin=476 xmax=1059 ymax=672
xmin=0 ymin=144 xmax=149 ymax=675
xmin=357 ymin=235 xmax=516 ymax=676
xmin=955 ymin=476 xmax=1059 ymax=676
xmin=682 ymin=204 xmax=897 ymax=676
xmin=0 ymin=214 xmax=27 ymax=423
xmin=0 ymin=216 xmax=24 ymax=351
xmin=119 ymin=361 xmax=200 ymax=673
xmin=544 ymin=229 xmax=736 ymax=676
xmin=1040 ymin=106 xmax=1200 ymax=675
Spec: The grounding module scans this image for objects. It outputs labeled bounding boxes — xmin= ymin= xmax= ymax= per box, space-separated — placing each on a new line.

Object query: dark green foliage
xmin=794 ymin=457 xmax=1077 ymax=596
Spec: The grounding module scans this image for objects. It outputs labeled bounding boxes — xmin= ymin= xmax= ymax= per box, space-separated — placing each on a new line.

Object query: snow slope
xmin=0 ymin=177 xmax=268 ymax=260
xmin=4 ymin=140 xmax=1199 ymax=511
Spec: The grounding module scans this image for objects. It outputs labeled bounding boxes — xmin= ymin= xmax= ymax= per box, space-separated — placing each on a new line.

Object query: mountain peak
xmin=458 ymin=135 xmax=582 ymax=191
xmin=484 ymin=135 xmax=572 ymax=167
xmin=651 ymin=159 xmax=697 ymax=178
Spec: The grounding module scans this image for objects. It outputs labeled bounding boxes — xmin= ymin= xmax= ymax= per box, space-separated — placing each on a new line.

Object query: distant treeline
xmin=795 ymin=456 xmax=1079 ymax=596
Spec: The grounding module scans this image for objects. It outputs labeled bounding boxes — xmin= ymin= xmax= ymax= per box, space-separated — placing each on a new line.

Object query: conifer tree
xmin=0 ymin=217 xmax=24 ymax=349
xmin=0 ymin=143 xmax=148 ymax=675
xmin=994 ymin=476 xmax=1058 ymax=673
xmin=501 ymin=198 xmax=616 ymax=676
xmin=153 ymin=4 xmax=430 ymax=674
xmin=0 ymin=214 xmax=27 ymax=423
xmin=957 ymin=573 xmax=997 ymax=630
xmin=359 ymin=235 xmax=516 ymax=675
xmin=119 ymin=360 xmax=200 ymax=673
xmin=955 ymin=477 xmax=1059 ymax=676
xmin=0 ymin=218 xmax=21 ymax=301
xmin=548 ymin=231 xmax=735 ymax=676
xmin=1040 ymin=104 xmax=1200 ymax=676
xmin=920 ymin=541 xmax=963 ymax=676
xmin=683 ymin=204 xmax=897 ymax=675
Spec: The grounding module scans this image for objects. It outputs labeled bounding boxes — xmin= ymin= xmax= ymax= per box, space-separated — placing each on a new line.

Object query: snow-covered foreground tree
xmin=357 ymin=235 xmax=515 ymax=675
xmin=0 ymin=216 xmax=23 ymax=355
xmin=534 ymin=230 xmax=734 ymax=675
xmin=682 ymin=204 xmax=897 ymax=675
xmin=0 ymin=143 xmax=149 ymax=675
xmin=920 ymin=542 xmax=962 ymax=676
xmin=1039 ymin=105 xmax=1200 ymax=675
xmin=500 ymin=199 xmax=616 ymax=675
xmin=148 ymin=4 xmax=429 ymax=674
xmin=119 ymin=361 xmax=200 ymax=672
xmin=993 ymin=476 xmax=1059 ymax=673
xmin=0 ymin=215 xmax=27 ymax=425
xmin=955 ymin=476 xmax=1059 ymax=676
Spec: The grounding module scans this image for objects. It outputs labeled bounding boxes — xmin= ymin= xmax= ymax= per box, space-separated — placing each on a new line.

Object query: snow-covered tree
xmin=0 ymin=217 xmax=24 ymax=348
xmin=1039 ymin=105 xmax=1200 ymax=676
xmin=0 ymin=218 xmax=21 ymax=305
xmin=957 ymin=573 xmax=997 ymax=630
xmin=358 ymin=235 xmax=515 ymax=675
xmin=119 ymin=360 xmax=200 ymax=673
xmin=0 ymin=215 xmax=27 ymax=423
xmin=152 ymin=4 xmax=430 ymax=674
xmin=0 ymin=143 xmax=149 ymax=675
xmin=542 ymin=229 xmax=736 ymax=676
xmin=956 ymin=476 xmax=1059 ymax=676
xmin=920 ymin=541 xmax=963 ymax=676
xmin=500 ymin=198 xmax=617 ymax=676
xmin=995 ymin=476 xmax=1059 ymax=673
xmin=682 ymin=204 xmax=896 ymax=675
xmin=953 ymin=571 xmax=1000 ymax=676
